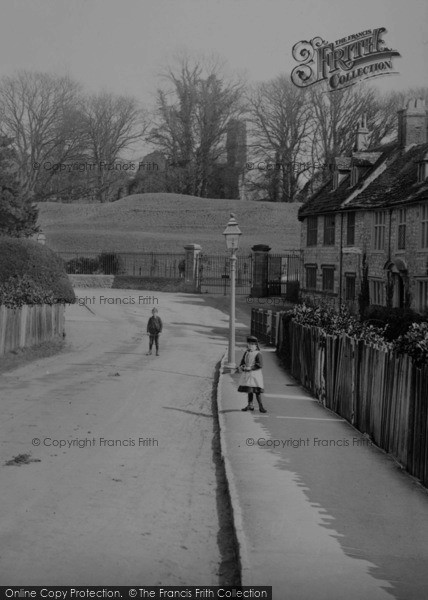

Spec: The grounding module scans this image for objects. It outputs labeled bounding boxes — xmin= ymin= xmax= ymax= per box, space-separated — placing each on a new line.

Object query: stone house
xmin=298 ymin=99 xmax=428 ymax=314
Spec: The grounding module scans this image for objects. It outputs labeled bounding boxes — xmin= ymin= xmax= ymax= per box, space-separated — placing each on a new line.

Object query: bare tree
xmin=80 ymin=91 xmax=148 ymax=202
xmin=247 ymin=75 xmax=312 ymax=202
xmin=309 ymin=83 xmax=404 ymax=168
xmin=369 ymin=86 xmax=428 ymax=147
xmin=295 ymin=84 xmax=424 ymax=200
xmin=148 ymin=54 xmax=246 ymax=197
xmin=365 ymin=90 xmax=403 ymax=147
xmin=0 ymin=71 xmax=84 ymax=200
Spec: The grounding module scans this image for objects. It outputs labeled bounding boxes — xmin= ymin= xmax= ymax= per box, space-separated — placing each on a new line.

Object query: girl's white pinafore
xmin=237 ymin=350 xmax=264 ymax=392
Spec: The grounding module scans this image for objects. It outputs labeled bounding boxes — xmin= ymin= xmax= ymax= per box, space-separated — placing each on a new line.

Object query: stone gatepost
xmin=251 ymin=244 xmax=271 ymax=297
xmin=183 ymin=244 xmax=202 ymax=293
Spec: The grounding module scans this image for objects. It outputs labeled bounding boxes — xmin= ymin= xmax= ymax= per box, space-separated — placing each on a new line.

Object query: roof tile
xmin=298 ymin=142 xmax=428 ymax=220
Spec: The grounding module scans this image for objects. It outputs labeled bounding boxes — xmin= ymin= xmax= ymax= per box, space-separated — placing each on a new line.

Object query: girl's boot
xmin=242 ymin=393 xmax=254 ymax=411
xmin=256 ymin=394 xmax=267 ymax=413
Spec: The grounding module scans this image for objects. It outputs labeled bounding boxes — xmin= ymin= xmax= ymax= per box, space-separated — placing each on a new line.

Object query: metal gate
xmin=198 ymin=253 xmax=253 ymax=295
xmin=197 ymin=251 xmax=302 ymax=296
xmin=267 ymin=252 xmax=302 ymax=296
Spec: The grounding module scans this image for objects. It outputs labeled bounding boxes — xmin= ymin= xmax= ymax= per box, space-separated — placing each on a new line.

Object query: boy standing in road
xmin=146 ymin=307 xmax=163 ymax=356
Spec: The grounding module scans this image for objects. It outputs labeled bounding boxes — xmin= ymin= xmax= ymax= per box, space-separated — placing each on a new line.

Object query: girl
xmin=237 ymin=336 xmax=267 ymax=413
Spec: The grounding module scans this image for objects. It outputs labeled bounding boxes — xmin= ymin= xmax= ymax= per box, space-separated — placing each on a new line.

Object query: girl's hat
xmin=247 ymin=336 xmax=258 ymax=343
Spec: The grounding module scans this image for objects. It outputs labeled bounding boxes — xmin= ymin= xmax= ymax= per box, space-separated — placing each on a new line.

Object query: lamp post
xmin=223 ymin=213 xmax=242 ymax=370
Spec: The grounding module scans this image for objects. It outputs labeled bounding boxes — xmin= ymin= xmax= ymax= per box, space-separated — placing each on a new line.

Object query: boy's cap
xmin=247 ymin=336 xmax=258 ymax=343
xmin=152 ymin=308 xmax=158 ymax=313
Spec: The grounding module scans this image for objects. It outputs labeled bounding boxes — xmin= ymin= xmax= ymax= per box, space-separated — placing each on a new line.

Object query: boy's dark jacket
xmin=147 ymin=316 xmax=163 ymax=334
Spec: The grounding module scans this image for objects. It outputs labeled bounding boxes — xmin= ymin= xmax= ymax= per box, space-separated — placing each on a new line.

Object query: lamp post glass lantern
xmin=223 ymin=214 xmax=241 ymax=370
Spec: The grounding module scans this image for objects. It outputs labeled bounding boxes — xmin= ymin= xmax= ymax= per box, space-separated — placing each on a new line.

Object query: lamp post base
xmin=224 ymin=361 xmax=236 ymax=372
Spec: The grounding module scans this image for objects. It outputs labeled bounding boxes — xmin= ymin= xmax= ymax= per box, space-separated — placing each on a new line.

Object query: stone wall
xmin=68 ymin=274 xmax=187 ymax=293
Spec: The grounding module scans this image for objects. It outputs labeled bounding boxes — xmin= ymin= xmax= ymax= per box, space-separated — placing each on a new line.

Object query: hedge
xmin=289 ymin=304 xmax=428 ymax=367
xmin=0 ymin=237 xmax=75 ymax=307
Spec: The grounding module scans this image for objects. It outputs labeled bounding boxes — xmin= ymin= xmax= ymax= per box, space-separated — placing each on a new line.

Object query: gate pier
xmin=183 ymin=244 xmax=202 ymax=293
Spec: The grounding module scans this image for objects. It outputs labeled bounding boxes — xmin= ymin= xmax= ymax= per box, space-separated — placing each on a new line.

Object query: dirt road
xmin=0 ymin=289 xmax=241 ymax=585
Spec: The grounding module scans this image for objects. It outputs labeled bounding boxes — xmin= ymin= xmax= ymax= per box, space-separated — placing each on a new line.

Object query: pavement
xmin=218 ymin=342 xmax=428 ymax=600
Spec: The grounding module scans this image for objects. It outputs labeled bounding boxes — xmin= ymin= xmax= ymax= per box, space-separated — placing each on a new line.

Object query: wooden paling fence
xmin=252 ymin=308 xmax=428 ymax=487
xmin=0 ymin=304 xmax=65 ymax=356
xmin=251 ymin=309 xmax=283 ymax=346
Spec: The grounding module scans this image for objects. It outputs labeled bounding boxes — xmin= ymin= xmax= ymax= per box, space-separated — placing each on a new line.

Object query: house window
xmin=397 ymin=209 xmax=406 ymax=250
xmin=323 ymin=215 xmax=335 ymax=246
xmin=305 ymin=265 xmax=317 ymax=289
xmin=322 ymin=266 xmax=335 ymax=292
xmin=417 ymin=280 xmax=428 ymax=312
xmin=422 ymin=204 xmax=428 ymax=249
xmin=370 ymin=279 xmax=385 ymax=306
xmin=418 ymin=162 xmax=428 ymax=183
xmin=306 ymin=217 xmax=318 ymax=246
xmin=345 ymin=274 xmax=356 ymax=301
xmin=374 ymin=211 xmax=386 ymax=250
xmin=346 ymin=212 xmax=355 ymax=246
xmin=350 ymin=166 xmax=359 ymax=187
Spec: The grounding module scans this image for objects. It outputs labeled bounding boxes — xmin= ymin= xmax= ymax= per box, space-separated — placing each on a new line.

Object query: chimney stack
xmin=355 ymin=114 xmax=369 ymax=151
xmin=398 ymin=98 xmax=427 ymax=147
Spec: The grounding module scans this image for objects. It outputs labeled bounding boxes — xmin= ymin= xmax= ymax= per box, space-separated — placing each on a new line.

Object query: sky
xmin=0 ymin=0 xmax=427 ymax=155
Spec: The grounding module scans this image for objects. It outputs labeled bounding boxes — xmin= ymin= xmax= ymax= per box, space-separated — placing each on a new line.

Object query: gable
xmin=299 ymin=142 xmax=428 ymax=221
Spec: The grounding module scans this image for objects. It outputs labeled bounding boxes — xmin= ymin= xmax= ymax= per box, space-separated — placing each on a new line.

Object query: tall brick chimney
xmin=398 ymin=98 xmax=427 ymax=147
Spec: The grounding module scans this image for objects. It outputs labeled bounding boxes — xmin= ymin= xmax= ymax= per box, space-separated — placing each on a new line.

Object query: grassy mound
xmin=37 ymin=193 xmax=302 ymax=254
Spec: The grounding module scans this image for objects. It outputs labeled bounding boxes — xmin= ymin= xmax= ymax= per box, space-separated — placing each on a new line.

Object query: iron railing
xmin=58 ymin=252 xmax=186 ymax=279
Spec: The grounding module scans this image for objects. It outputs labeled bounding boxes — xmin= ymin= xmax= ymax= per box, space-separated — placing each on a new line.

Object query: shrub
xmin=362 ymin=306 xmax=425 ymax=341
xmin=285 ymin=303 xmax=428 ymax=365
xmin=0 ymin=237 xmax=75 ymax=306
xmin=62 ymin=252 xmax=125 ymax=275
xmin=0 ymin=274 xmax=56 ymax=307
xmin=394 ymin=322 xmax=428 ymax=367
xmin=289 ymin=303 xmax=390 ymax=348
xmin=66 ymin=256 xmax=100 ymax=274
xmin=98 ymin=252 xmax=124 ymax=275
